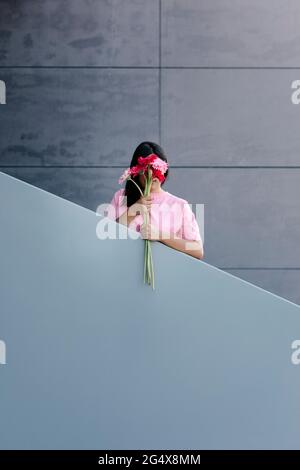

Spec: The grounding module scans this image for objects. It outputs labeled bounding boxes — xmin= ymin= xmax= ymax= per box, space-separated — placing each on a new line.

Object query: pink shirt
xmin=107 ymin=188 xmax=202 ymax=242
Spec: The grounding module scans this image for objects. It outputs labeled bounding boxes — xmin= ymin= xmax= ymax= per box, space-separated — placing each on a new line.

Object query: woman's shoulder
xmin=112 ymin=187 xmax=125 ymax=198
xmin=116 ymin=187 xmax=125 ymax=195
xmin=109 ymin=188 xmax=126 ymax=206
xmin=165 ymin=191 xmax=188 ymax=205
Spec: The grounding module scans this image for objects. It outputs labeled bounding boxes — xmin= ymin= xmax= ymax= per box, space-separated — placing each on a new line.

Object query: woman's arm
xmin=140 ymin=223 xmax=204 ymax=260
xmin=116 ymin=196 xmax=152 ymax=226
xmin=160 ymin=233 xmax=204 ymax=260
xmin=116 ymin=209 xmax=136 ymax=226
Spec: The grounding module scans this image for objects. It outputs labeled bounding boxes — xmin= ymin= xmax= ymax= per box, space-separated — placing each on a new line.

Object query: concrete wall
xmin=0 ymin=1 xmax=299 ymax=304
xmin=1 ymin=170 xmax=300 ymax=450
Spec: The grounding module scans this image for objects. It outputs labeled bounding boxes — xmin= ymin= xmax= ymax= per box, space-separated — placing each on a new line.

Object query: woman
xmin=108 ymin=141 xmax=204 ymax=260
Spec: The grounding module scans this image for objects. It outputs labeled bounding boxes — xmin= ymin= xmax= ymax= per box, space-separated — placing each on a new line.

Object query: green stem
xmin=146 ymin=243 xmax=150 ymax=285
xmin=144 ymin=169 xmax=150 ymax=285
xmin=143 ymin=237 xmax=147 ymax=283
xmin=128 ymin=177 xmax=144 ymax=197
xmin=138 ymin=166 xmax=155 ymax=289
xmin=149 ymin=241 xmax=155 ymax=290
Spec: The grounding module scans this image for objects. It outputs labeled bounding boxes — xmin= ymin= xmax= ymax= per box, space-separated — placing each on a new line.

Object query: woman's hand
xmin=117 ymin=195 xmax=152 ymax=227
xmin=140 ymin=221 xmax=163 ymax=241
xmin=140 ymin=221 xmax=204 ymax=259
xmin=128 ymin=195 xmax=152 ymax=217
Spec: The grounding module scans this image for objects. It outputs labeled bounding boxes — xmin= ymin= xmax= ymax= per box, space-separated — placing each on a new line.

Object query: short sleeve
xmin=106 ymin=189 xmax=128 ymax=221
xmin=182 ymin=201 xmax=202 ymax=243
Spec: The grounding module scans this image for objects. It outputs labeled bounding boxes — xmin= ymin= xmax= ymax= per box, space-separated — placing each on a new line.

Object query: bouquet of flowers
xmin=118 ymin=153 xmax=168 ymax=290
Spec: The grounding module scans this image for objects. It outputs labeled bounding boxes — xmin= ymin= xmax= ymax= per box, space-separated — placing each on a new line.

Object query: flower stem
xmin=138 ymin=167 xmax=155 ymax=290
xmin=128 ymin=177 xmax=144 ymax=197
xmin=149 ymin=241 xmax=155 ymax=290
xmin=144 ymin=237 xmax=148 ymax=284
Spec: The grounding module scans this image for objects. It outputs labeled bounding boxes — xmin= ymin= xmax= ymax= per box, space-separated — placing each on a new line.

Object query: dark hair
xmin=123 ymin=141 xmax=169 ymax=207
